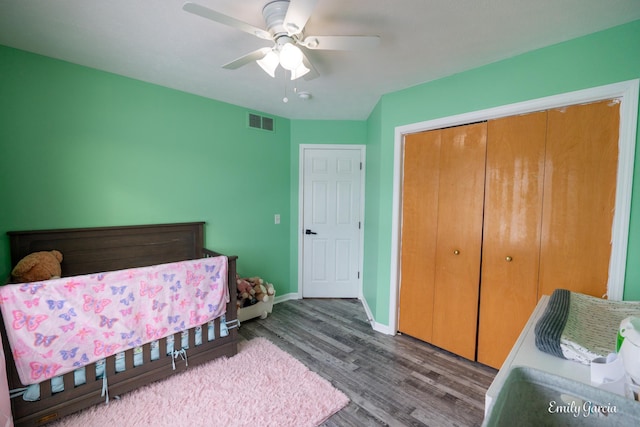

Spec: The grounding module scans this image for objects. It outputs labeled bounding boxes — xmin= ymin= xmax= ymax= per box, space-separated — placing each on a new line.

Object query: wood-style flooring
xmin=237 ymin=298 xmax=497 ymax=427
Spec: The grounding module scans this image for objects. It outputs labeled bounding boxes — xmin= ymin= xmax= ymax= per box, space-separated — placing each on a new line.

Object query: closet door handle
xmin=453 ymin=249 xmax=460 ymax=255
xmin=505 ymin=256 xmax=513 ymax=262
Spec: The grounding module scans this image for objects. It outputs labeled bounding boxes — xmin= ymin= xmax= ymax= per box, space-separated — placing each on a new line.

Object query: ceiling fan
xmin=182 ymin=0 xmax=380 ymax=80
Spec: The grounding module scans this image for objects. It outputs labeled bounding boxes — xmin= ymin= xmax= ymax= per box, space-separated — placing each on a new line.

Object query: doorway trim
xmin=389 ymin=79 xmax=639 ymax=334
xmin=298 ymin=144 xmax=366 ymax=299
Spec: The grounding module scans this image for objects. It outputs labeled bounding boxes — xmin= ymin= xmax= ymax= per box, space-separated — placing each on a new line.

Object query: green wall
xmin=363 ymin=19 xmax=640 ymax=325
xmin=289 ymin=120 xmax=368 ymax=295
xmin=0 ymin=46 xmax=291 ymax=291
xmin=362 ymin=101 xmax=383 ymax=313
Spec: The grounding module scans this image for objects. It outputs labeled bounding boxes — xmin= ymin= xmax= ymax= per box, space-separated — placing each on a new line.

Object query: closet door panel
xmin=432 ymin=122 xmax=487 ymax=360
xmin=477 ymin=111 xmax=547 ymax=369
xmin=398 ymin=131 xmax=441 ymax=342
xmin=539 ymin=100 xmax=619 ymax=298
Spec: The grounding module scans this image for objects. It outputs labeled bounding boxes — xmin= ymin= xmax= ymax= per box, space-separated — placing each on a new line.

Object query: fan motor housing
xmin=263 ymin=0 xmax=292 ymax=38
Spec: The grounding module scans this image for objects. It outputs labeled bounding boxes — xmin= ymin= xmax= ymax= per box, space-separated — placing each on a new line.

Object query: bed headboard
xmin=8 ymin=222 xmax=205 ymax=278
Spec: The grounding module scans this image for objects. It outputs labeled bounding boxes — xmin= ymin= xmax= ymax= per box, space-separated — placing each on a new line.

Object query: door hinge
xmin=357 ymin=271 xmax=360 ymax=279
xmin=360 ymin=162 xmax=363 ymax=170
xmin=358 ymin=221 xmax=361 ymax=229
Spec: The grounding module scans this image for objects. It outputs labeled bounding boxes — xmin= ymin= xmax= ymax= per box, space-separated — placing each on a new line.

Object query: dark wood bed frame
xmin=0 ymin=222 xmax=238 ymax=426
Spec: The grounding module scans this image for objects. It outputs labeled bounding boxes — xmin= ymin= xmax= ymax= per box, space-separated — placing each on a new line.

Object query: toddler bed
xmin=0 ymin=222 xmax=238 ymax=426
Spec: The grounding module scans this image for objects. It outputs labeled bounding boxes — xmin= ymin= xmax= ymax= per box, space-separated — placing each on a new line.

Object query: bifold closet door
xmin=400 ymin=99 xmax=620 ymax=367
xmin=431 ymin=123 xmax=487 ymax=361
xmin=538 ymin=99 xmax=620 ymax=298
xmin=398 ymin=123 xmax=486 ymax=360
xmin=398 ymin=130 xmax=441 ymax=343
xmin=477 ymin=111 xmax=547 ymax=369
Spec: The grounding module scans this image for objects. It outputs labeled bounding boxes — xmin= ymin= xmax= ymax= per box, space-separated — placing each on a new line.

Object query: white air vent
xmin=248 ymin=113 xmax=275 ymax=132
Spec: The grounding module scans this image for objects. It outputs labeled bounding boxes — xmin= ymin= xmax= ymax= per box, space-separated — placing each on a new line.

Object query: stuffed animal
xmin=244 ymin=277 xmax=263 ymax=301
xmin=11 ymin=250 xmax=63 ymax=283
xmin=265 ymin=282 xmax=275 ymax=296
xmin=236 ymin=275 xmax=254 ymax=308
xmin=252 ymin=282 xmax=269 ymax=303
xmin=247 ymin=276 xmax=264 ymax=286
xmin=236 ymin=275 xmax=274 ymax=308
xmin=236 ymin=276 xmax=255 ymax=299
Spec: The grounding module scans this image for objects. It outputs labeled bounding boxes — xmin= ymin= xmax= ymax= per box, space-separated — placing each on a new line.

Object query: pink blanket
xmin=0 ymin=257 xmax=228 ymax=386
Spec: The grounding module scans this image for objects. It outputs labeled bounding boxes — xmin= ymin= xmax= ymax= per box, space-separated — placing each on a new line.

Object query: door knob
xmin=305 ymin=229 xmax=317 ymax=235
xmin=453 ymin=249 xmax=460 ymax=255
xmin=505 ymin=256 xmax=513 ymax=262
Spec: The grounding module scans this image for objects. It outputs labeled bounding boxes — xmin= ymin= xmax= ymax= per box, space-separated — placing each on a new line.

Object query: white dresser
xmin=484 ymin=295 xmax=590 ymax=416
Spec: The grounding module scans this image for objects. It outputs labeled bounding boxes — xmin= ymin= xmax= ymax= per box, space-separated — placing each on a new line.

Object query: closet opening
xmin=390 ymin=79 xmax=639 ymax=368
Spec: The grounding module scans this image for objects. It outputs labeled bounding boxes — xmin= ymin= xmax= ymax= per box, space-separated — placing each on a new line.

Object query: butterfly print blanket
xmin=0 ymin=256 xmax=228 ymax=385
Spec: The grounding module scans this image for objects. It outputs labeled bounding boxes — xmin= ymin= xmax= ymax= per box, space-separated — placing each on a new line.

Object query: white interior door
xmin=301 ymin=146 xmax=364 ymax=298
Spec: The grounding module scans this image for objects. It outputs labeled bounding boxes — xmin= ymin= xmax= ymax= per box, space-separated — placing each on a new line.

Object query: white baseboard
xmin=273 ymin=292 xmax=300 ymax=304
xmin=360 ymin=297 xmax=395 ymax=335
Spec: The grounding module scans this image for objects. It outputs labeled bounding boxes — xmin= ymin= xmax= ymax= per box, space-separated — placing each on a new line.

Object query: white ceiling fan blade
xmin=283 ymin=0 xmax=318 ymax=35
xmin=183 ymin=2 xmax=272 ymax=40
xmin=222 ymin=48 xmax=272 ymax=70
xmin=301 ymin=35 xmax=381 ymax=50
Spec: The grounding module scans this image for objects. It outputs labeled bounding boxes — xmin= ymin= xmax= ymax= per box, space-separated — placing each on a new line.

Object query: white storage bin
xmin=238 ymin=293 xmax=275 ymax=323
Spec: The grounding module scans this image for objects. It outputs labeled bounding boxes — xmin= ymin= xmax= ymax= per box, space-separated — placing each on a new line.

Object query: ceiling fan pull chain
xmin=283 ymin=74 xmax=289 ymax=103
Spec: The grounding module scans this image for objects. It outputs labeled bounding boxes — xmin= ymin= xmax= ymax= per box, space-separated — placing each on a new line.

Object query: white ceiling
xmin=1 ymin=0 xmax=639 ymax=120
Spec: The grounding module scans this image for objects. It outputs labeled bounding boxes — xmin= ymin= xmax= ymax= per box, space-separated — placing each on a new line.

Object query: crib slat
xmin=40 ymin=379 xmax=52 ymax=399
xmin=142 ymin=342 xmax=151 ymax=364
xmin=124 ymin=348 xmax=134 ymax=370
xmin=189 ymin=327 xmax=196 ymax=348
xmin=63 ymin=371 xmax=74 ymax=392
xmin=173 ymin=332 xmax=180 ymax=353
xmin=86 ymin=363 xmax=96 ymax=383
xmin=105 ymin=355 xmax=115 ymax=377
xmin=161 ymin=337 xmax=168 ymax=358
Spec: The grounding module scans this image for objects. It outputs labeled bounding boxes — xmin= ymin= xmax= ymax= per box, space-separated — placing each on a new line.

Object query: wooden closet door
xmin=539 ymin=99 xmax=619 ymax=298
xmin=431 ymin=122 xmax=487 ymax=360
xmin=398 ymin=130 xmax=441 ymax=342
xmin=477 ymin=111 xmax=547 ymax=369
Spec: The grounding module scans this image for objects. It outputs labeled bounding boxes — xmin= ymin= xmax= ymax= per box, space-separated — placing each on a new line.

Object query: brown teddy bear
xmin=11 ymin=250 xmax=63 ymax=283
xmin=247 ymin=276 xmax=275 ymax=303
xmin=252 ymin=282 xmax=269 ymax=303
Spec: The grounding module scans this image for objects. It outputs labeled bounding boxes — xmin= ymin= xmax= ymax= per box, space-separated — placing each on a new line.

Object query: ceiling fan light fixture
xmin=257 ymin=50 xmax=279 ymax=78
xmin=279 ymin=43 xmax=304 ymax=71
xmin=183 ymin=1 xmax=382 ymax=83
xmin=290 ymin=62 xmax=310 ymax=80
